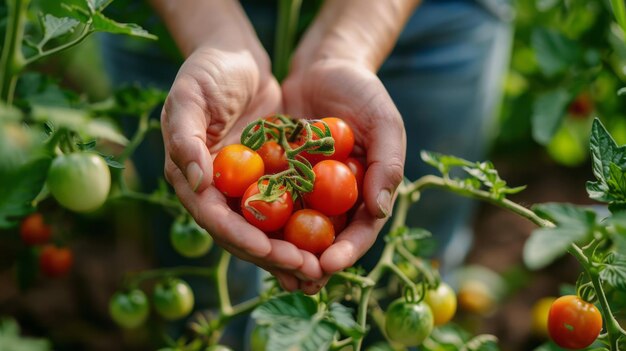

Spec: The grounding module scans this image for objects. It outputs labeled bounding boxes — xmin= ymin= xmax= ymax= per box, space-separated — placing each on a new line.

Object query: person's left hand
xmin=282 ymin=58 xmax=407 ymax=294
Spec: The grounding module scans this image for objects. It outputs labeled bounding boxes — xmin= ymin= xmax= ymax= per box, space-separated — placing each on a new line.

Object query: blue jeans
xmin=100 ymin=0 xmax=512 ymax=348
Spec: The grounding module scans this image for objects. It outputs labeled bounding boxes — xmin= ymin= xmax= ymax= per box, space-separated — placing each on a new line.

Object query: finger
xmin=166 ymin=158 xmax=272 ymax=258
xmin=319 ymin=205 xmax=385 ymax=274
xmin=300 ymin=275 xmax=331 ymax=295
xmin=263 ymin=267 xmax=299 ymax=292
xmin=293 ymin=250 xmax=323 ymax=281
xmin=161 ymin=81 xmax=213 ymax=193
xmin=361 ymin=95 xmax=406 ymax=219
xmin=265 ymin=239 xmax=305 ymax=270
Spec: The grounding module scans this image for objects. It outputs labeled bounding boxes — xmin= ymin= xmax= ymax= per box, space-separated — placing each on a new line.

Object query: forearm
xmin=292 ymin=0 xmax=420 ymax=73
xmin=149 ymin=0 xmax=268 ymax=64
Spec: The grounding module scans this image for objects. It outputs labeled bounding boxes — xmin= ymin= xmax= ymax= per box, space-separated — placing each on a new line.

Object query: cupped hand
xmin=161 ymin=47 xmax=323 ymax=290
xmin=282 ymin=58 xmax=407 ymax=293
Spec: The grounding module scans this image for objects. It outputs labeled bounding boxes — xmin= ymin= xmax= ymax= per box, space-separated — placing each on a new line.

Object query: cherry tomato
xmin=20 ymin=213 xmax=52 ymax=245
xmin=39 ymin=245 xmax=73 ymax=277
xmin=284 ymin=209 xmax=334 ymax=255
xmin=109 ymin=289 xmax=150 ymax=329
xmin=213 ymin=144 xmax=264 ymax=197
xmin=257 ymin=141 xmax=289 ymax=174
xmin=328 ymin=213 xmax=347 ymax=233
xmin=153 ymin=278 xmax=195 ymax=320
xmin=344 ymin=157 xmax=365 ymax=195
xmin=457 ymin=280 xmax=495 ymax=315
xmin=241 ymin=181 xmax=293 ymax=232
xmin=170 ymin=216 xmax=213 ymax=258
xmin=548 ymin=295 xmax=602 ymax=349
xmin=301 ymin=118 xmax=355 ymax=164
xmin=531 ymin=297 xmax=556 ymax=338
xmin=424 ymin=282 xmax=457 ymax=326
xmin=384 ymin=299 xmax=434 ymax=347
xmin=46 ymin=152 xmax=111 ymax=212
xmin=568 ymin=93 xmax=593 ymax=119
xmin=305 ymin=160 xmax=357 ymax=216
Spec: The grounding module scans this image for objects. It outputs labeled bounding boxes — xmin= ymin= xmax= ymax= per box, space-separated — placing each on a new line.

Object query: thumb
xmin=161 ymin=90 xmax=213 ymax=192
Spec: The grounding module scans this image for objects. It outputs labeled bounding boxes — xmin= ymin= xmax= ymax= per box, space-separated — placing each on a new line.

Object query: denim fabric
xmin=99 ymin=0 xmax=512 ymax=348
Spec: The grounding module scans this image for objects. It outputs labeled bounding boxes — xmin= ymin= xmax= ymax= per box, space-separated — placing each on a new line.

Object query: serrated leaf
xmin=266 ymin=319 xmax=335 ymax=351
xmin=0 ymin=156 xmax=52 ymax=228
xmin=587 ymin=180 xmax=616 ymax=203
xmin=328 ymin=303 xmax=363 ymax=338
xmin=600 ymin=253 xmax=626 ymax=290
xmin=91 ymin=13 xmax=156 ymax=40
xmin=421 ymin=150 xmax=473 ymax=176
xmin=31 ymin=106 xmax=128 ymax=145
xmin=531 ymin=27 xmax=582 ymax=77
xmin=524 ymin=227 xmax=585 ymax=270
xmin=39 ymin=15 xmax=79 ymax=48
xmin=531 ymin=89 xmax=571 ymax=145
xmin=252 ymin=293 xmax=317 ymax=324
xmin=607 ymin=163 xmax=626 ymax=202
xmin=589 ymin=118 xmax=626 ymax=186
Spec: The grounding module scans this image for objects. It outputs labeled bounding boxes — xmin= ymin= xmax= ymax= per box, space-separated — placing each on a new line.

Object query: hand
xmin=161 ymin=46 xmax=323 ymax=290
xmin=282 ymin=58 xmax=407 ymax=293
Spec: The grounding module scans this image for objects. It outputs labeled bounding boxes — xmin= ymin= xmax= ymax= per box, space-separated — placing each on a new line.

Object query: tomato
xmin=170 ymin=216 xmax=213 ymax=258
xmin=284 ymin=209 xmax=334 ymax=255
xmin=568 ymin=93 xmax=593 ymax=119
xmin=548 ymin=295 xmax=602 ymax=349
xmin=153 ymin=278 xmax=195 ymax=320
xmin=39 ymin=245 xmax=73 ymax=277
xmin=109 ymin=289 xmax=150 ymax=329
xmin=257 ymin=141 xmax=289 ymax=174
xmin=384 ymin=299 xmax=434 ymax=347
xmin=457 ymin=280 xmax=495 ymax=315
xmin=344 ymin=157 xmax=364 ymax=195
xmin=20 ymin=213 xmax=52 ymax=245
xmin=250 ymin=324 xmax=269 ymax=351
xmin=531 ymin=297 xmax=557 ymax=338
xmin=301 ymin=118 xmax=355 ymax=164
xmin=241 ymin=181 xmax=293 ymax=232
xmin=305 ymin=160 xmax=358 ymax=216
xmin=46 ymin=152 xmax=111 ymax=212
xmin=328 ymin=213 xmax=347 ymax=233
xmin=213 ymin=144 xmax=264 ymax=197
xmin=424 ymin=282 xmax=457 ymax=326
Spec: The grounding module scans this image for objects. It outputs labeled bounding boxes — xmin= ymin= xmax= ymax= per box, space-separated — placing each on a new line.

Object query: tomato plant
xmin=39 ymin=245 xmax=73 ymax=278
xmin=241 ymin=181 xmax=293 ymax=233
xmin=109 ymin=289 xmax=150 ymax=329
xmin=152 ymin=278 xmax=195 ymax=320
xmin=424 ymin=282 xmax=457 ymax=326
xmin=170 ymin=216 xmax=213 ymax=258
xmin=384 ymin=298 xmax=434 ymax=347
xmin=19 ymin=213 xmax=51 ymax=245
xmin=305 ymin=160 xmax=358 ymax=216
xmin=213 ymin=144 xmax=264 ymax=197
xmin=284 ymin=209 xmax=334 ymax=255
xmin=548 ymin=295 xmax=603 ymax=349
xmin=46 ymin=153 xmax=111 ymax=212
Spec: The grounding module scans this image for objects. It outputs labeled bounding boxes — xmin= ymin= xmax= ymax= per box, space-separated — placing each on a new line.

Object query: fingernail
xmin=376 ymin=189 xmax=392 ymax=218
xmin=185 ymin=162 xmax=203 ymax=192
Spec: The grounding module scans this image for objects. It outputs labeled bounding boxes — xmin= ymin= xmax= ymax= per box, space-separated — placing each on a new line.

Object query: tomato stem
xmin=0 ymin=0 xmax=28 ymax=105
xmin=215 ymin=250 xmax=233 ymax=315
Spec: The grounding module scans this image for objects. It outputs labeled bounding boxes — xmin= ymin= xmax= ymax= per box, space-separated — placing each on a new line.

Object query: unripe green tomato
xmin=170 ymin=216 xmax=213 ymax=258
xmin=384 ymin=298 xmax=434 ymax=347
xmin=250 ymin=324 xmax=269 ymax=351
xmin=153 ymin=278 xmax=194 ymax=320
xmin=46 ymin=152 xmax=111 ymax=212
xmin=109 ymin=289 xmax=149 ymax=328
xmin=424 ymin=282 xmax=457 ymax=326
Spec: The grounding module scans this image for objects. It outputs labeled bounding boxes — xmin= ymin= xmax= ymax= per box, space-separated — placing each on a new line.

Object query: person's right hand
xmin=161 ymin=46 xmax=323 ymax=291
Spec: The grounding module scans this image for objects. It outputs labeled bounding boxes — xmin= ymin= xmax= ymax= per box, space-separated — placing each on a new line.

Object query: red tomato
xmin=305 ymin=160 xmax=358 ymax=216
xmin=329 ymin=213 xmax=347 ymax=233
xmin=257 ymin=141 xmax=290 ymax=174
xmin=568 ymin=94 xmax=593 ymax=119
xmin=344 ymin=157 xmax=365 ymax=200
xmin=548 ymin=295 xmax=602 ymax=349
xmin=241 ymin=181 xmax=294 ymax=232
xmin=301 ymin=118 xmax=355 ymax=164
xmin=20 ymin=213 xmax=52 ymax=245
xmin=284 ymin=209 xmax=335 ymax=255
xmin=213 ymin=144 xmax=264 ymax=197
xmin=39 ymin=245 xmax=73 ymax=277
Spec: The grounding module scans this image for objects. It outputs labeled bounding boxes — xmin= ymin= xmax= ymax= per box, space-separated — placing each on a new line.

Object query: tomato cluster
xmin=19 ymin=213 xmax=73 ymax=278
xmin=212 ymin=116 xmax=364 ymax=255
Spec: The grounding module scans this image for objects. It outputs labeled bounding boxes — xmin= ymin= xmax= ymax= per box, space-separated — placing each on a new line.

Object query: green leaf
xmin=86 ymin=0 xmax=113 ymax=12
xmin=531 ymin=89 xmax=571 ymax=145
xmin=607 ymin=163 xmax=626 ymax=202
xmin=266 ymin=319 xmax=335 ymax=351
xmin=39 ymin=15 xmax=80 ymax=48
xmin=0 ymin=156 xmax=52 ymax=228
xmin=0 ymin=318 xmax=51 ymax=351
xmin=31 ymin=106 xmax=128 ymax=145
xmin=421 ymin=150 xmax=473 ymax=176
xmin=328 ymin=303 xmax=363 ymax=338
xmin=524 ymin=204 xmax=596 ymax=270
xmin=600 ymin=253 xmax=626 ymax=290
xmin=95 ymin=85 xmax=167 ymax=116
xmin=252 ymin=293 xmax=317 ymax=324
xmin=462 ymin=334 xmax=499 ymax=351
xmin=91 ymin=13 xmax=156 ymax=40
xmin=611 ymin=0 xmax=626 ymax=37
xmin=531 ymin=27 xmax=582 ymax=77
xmin=589 ymin=118 xmax=626 ymax=185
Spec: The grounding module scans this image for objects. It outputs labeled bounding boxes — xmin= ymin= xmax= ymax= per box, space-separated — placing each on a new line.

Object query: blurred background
xmin=2 ymin=0 xmax=626 ymax=350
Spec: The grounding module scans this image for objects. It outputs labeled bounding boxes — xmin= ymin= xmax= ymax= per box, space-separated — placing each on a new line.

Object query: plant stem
xmin=23 ymin=25 xmax=92 ymax=66
xmin=215 ymin=250 xmax=233 ymax=314
xmin=0 ymin=0 xmax=29 ymax=104
xmin=273 ymin=0 xmax=302 ymax=82
xmin=568 ymin=243 xmax=626 ymax=350
xmin=118 ymin=111 xmax=150 ymax=163
xmin=408 ymin=175 xmax=553 ymax=228
xmin=111 ymin=190 xmax=182 ymax=212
